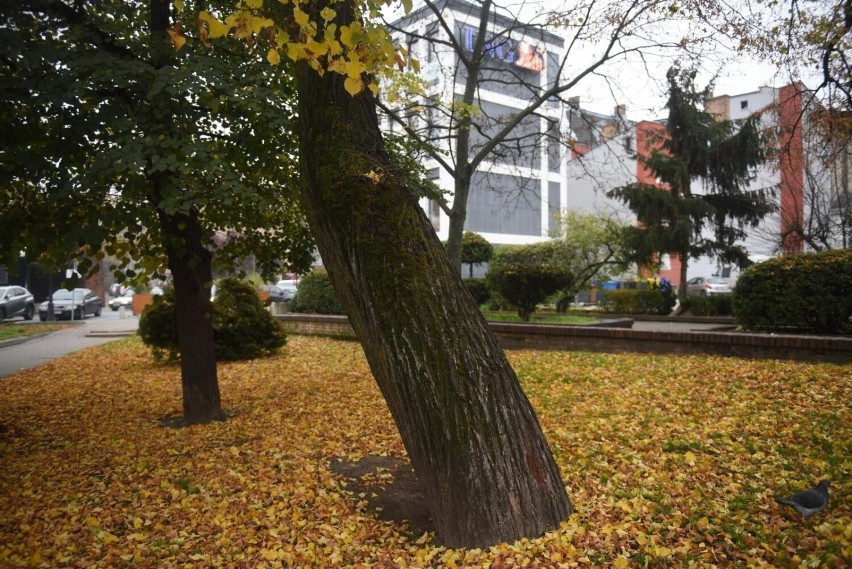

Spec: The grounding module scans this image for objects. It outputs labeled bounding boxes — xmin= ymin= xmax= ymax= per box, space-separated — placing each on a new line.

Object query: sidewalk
xmin=0 ymin=316 xmax=139 ymax=379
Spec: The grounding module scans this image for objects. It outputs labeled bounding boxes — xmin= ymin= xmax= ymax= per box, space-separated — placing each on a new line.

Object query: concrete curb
xmin=0 ymin=332 xmax=53 ymax=350
xmin=85 ymin=330 xmax=137 ymax=338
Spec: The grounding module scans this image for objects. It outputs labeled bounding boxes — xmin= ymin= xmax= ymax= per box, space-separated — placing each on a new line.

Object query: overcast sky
xmin=385 ymin=0 xmax=818 ymax=121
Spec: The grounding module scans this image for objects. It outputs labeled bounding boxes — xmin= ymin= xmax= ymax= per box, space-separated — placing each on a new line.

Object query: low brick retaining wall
xmin=277 ymin=314 xmax=851 ymax=364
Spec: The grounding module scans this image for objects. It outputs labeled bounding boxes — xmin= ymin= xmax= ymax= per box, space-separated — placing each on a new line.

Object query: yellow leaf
xmin=245 ymin=0 xmax=263 ymax=8
xmin=85 ymin=517 xmax=100 ymax=528
xmin=199 ymin=11 xmax=231 ymax=39
xmin=167 ymin=28 xmax=186 ymax=50
xmin=267 ymin=48 xmax=281 ymax=65
xmin=344 ymin=76 xmax=363 ymax=96
xmin=320 ymin=7 xmax=336 ymax=23
xmin=173 ymin=0 xmax=185 ymax=13
xmin=345 ymin=59 xmax=365 ymax=78
xmin=293 ymin=7 xmax=309 ymax=28
xmin=684 ymin=451 xmax=696 ymax=465
xmin=613 ymin=557 xmax=629 ymax=569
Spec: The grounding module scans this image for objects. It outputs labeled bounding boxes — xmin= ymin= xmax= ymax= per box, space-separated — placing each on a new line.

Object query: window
xmin=740 ymin=100 xmax=748 ymax=110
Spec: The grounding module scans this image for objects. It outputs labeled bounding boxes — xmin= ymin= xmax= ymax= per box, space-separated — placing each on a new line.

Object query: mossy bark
xmin=292 ymin=11 xmax=571 ymax=547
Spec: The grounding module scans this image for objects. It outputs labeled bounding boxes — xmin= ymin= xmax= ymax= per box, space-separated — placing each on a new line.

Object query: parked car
xmin=686 ymin=276 xmax=731 ymax=296
xmin=108 ymin=288 xmax=135 ymax=311
xmin=262 ymin=284 xmax=295 ymax=303
xmin=38 ymin=288 xmax=102 ymax=321
xmin=275 ymin=279 xmax=299 ymax=302
xmin=0 ymin=286 xmax=36 ymax=322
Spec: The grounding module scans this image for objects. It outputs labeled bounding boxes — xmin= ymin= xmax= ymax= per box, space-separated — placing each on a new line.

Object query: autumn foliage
xmin=0 ymin=337 xmax=849 ymax=567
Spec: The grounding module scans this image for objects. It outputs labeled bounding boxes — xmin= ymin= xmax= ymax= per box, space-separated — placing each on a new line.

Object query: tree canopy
xmin=608 ymin=65 xmax=775 ymax=299
xmin=0 ymin=0 xmax=313 ymax=282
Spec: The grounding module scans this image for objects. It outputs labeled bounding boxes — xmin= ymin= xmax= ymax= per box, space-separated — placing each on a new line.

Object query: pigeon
xmin=775 ymin=480 xmax=831 ymax=517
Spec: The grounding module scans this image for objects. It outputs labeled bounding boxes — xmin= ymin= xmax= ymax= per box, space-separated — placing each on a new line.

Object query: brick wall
xmin=277 ymin=315 xmax=851 ymax=364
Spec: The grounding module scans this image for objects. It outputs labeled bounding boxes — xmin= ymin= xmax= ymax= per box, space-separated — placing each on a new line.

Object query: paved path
xmin=0 ymin=315 xmax=139 ymax=379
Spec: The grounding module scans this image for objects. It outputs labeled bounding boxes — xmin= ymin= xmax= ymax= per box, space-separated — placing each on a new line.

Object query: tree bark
xmin=159 ymin=208 xmax=223 ymax=425
xmin=292 ymin=13 xmax=571 ymax=548
xmin=147 ymin=0 xmax=222 ymax=425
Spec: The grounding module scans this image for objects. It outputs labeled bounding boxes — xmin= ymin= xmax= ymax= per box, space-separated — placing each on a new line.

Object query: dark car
xmin=260 ymin=284 xmax=293 ymax=304
xmin=0 ymin=286 xmax=36 ymax=322
xmin=38 ymin=288 xmax=102 ymax=321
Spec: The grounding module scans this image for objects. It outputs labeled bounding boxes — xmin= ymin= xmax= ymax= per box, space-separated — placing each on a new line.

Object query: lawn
xmin=482 ymin=311 xmax=599 ymax=325
xmin=0 ymin=336 xmax=848 ymax=568
xmin=0 ymin=322 xmax=69 ymax=341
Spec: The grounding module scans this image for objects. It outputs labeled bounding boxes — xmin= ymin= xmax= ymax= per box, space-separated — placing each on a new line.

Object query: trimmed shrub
xmin=461 ymin=232 xmax=493 ymax=278
xmin=137 ymin=288 xmax=179 ymax=361
xmin=733 ymin=249 xmax=852 ymax=334
xmin=682 ymin=294 xmax=733 ymax=316
xmin=600 ymin=279 xmax=676 ymax=315
xmin=138 ymin=278 xmax=287 ymax=362
xmin=211 ymin=278 xmax=287 ymax=361
xmin=487 ymin=247 xmax=569 ymax=321
xmin=463 ymin=278 xmax=490 ymax=306
xmin=289 ymin=267 xmax=345 ymax=315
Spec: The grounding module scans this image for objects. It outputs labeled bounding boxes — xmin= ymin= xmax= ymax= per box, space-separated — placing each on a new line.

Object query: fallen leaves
xmin=0 ymin=337 xmax=849 ymax=567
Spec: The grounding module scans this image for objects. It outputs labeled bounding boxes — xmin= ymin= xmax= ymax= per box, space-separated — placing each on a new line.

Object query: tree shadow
xmin=329 ymin=455 xmax=435 ymax=536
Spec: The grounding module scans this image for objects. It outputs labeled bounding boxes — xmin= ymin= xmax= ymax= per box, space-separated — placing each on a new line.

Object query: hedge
xmin=732 ymin=249 xmax=852 ymax=334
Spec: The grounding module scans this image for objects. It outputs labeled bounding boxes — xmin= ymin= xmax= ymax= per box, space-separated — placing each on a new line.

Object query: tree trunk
xmin=159 ymin=208 xmax=223 ymax=425
xmin=147 ymin=0 xmax=221 ymax=426
xmin=446 ymin=174 xmax=470 ymax=273
xmin=678 ymin=254 xmax=689 ymax=302
xmin=293 ymin=34 xmax=571 ymax=550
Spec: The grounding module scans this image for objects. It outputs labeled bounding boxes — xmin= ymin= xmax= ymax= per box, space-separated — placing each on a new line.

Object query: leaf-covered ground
xmin=0 ymin=336 xmax=848 ymax=568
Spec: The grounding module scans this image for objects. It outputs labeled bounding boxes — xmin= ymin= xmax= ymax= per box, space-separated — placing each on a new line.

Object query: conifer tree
xmin=608 ymin=66 xmax=776 ymax=300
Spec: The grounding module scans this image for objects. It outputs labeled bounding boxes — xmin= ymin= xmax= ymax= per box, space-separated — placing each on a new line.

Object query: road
xmin=0 ymin=310 xmax=139 ymax=379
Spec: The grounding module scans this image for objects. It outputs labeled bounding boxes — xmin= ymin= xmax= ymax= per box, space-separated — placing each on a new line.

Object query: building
xmin=385 ymin=3 xmax=825 ymax=289
xmin=384 ymin=0 xmax=569 ymax=247
xmin=565 ymin=84 xmax=816 ymax=288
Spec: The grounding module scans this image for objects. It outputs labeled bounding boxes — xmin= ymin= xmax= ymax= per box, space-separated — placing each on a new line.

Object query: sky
xmin=384 ymin=0 xmax=818 ymax=121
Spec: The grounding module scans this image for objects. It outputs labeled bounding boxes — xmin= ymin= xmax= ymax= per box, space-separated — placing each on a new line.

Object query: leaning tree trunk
xmin=160 ymin=207 xmax=223 ymax=425
xmin=293 ymin=25 xmax=571 ymax=552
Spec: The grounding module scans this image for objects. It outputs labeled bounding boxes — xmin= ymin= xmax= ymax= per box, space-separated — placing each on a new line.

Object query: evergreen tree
xmin=608 ymin=66 xmax=776 ymax=300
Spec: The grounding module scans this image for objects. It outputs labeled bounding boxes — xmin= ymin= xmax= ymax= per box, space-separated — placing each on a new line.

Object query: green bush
xmin=137 ymin=289 xmax=179 ymax=361
xmin=289 ymin=267 xmax=345 ymax=315
xmin=486 ymin=245 xmax=569 ymax=321
xmin=138 ymin=278 xmax=287 ymax=362
xmin=211 ymin=278 xmax=287 ymax=361
xmin=600 ymin=280 xmax=676 ymax=315
xmin=733 ymin=249 xmax=852 ymax=334
xmin=463 ymin=278 xmax=490 ymax=306
xmin=682 ymin=294 xmax=733 ymax=316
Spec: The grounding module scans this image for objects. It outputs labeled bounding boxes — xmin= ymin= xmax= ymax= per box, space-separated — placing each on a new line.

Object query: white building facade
xmin=384 ymin=0 xmax=569 ymax=246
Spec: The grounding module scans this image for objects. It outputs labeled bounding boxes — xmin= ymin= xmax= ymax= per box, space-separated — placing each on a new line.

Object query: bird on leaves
xmin=775 ymin=480 xmax=831 ymax=517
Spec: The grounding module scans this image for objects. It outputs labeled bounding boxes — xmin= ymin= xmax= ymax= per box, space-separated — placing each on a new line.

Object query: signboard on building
xmin=461 ymin=26 xmax=543 ymax=72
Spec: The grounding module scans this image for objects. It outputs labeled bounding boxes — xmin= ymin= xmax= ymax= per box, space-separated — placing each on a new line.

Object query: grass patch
xmin=0 ymin=322 xmax=69 ymax=341
xmin=482 ymin=311 xmax=599 ymax=324
xmin=0 ymin=337 xmax=848 ymax=567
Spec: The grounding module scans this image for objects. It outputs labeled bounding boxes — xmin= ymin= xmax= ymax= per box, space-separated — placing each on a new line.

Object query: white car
xmin=276 ymin=279 xmax=299 ymax=301
xmin=686 ymin=276 xmax=731 ymax=296
xmin=108 ymin=289 xmax=135 ymax=311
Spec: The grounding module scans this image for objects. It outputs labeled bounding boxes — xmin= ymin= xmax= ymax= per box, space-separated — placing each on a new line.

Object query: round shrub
xmin=733 ymin=249 xmax=852 ymax=334
xmin=138 ymin=278 xmax=287 ymax=362
xmin=137 ymin=288 xmax=179 ymax=361
xmin=211 ymin=278 xmax=287 ymax=361
xmin=289 ymin=267 xmax=345 ymax=315
xmin=487 ymin=259 xmax=569 ymax=321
